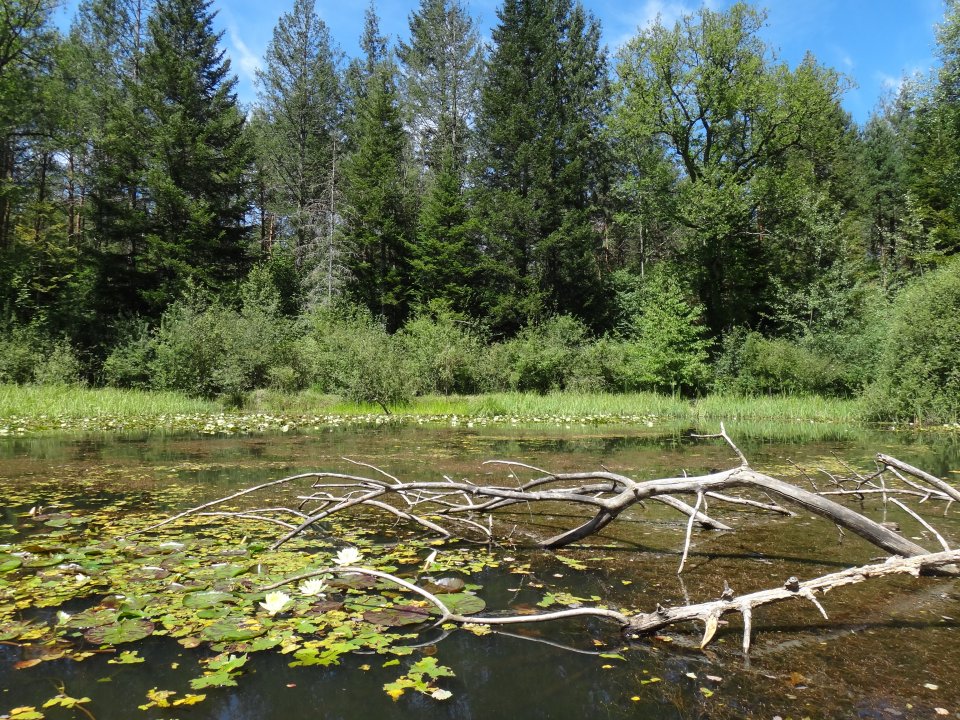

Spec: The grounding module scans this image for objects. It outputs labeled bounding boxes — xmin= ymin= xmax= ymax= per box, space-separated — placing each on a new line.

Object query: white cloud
xmin=229 ymin=25 xmax=261 ymax=83
xmin=610 ymin=0 xmax=700 ymax=51
xmin=876 ymin=71 xmax=905 ymax=94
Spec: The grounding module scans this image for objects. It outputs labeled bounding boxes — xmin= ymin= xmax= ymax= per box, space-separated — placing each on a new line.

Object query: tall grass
xmin=0 ymin=384 xmax=220 ymax=417
xmin=0 ymin=384 xmax=866 ymax=425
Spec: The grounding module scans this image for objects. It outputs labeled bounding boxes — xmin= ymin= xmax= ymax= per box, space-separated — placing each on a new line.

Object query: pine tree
xmin=255 ymin=0 xmax=340 ymax=270
xmin=137 ymin=0 xmax=251 ymax=313
xmin=339 ymin=6 xmax=412 ymax=330
xmin=474 ymin=0 xmax=611 ymax=332
xmin=70 ymin=0 xmax=153 ymax=320
xmin=397 ymin=0 xmax=482 ymax=172
xmin=410 ymin=148 xmax=478 ymax=312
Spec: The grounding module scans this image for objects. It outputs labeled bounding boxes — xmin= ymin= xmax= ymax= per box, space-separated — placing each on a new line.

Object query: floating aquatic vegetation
xmin=0 ymin=480 xmax=499 ymax=715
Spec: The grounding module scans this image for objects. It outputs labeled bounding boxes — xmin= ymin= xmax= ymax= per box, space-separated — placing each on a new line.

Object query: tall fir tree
xmin=339 ymin=5 xmax=412 ymax=330
xmin=255 ymin=0 xmax=340 ymax=276
xmin=137 ymin=0 xmax=251 ymax=313
xmin=397 ymin=0 xmax=482 ymax=172
xmin=70 ymin=0 xmax=153 ymax=325
xmin=474 ymin=0 xmax=611 ymax=333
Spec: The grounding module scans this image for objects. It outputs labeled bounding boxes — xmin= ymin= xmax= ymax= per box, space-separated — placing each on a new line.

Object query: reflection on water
xmin=1 ymin=422 xmax=959 ymax=719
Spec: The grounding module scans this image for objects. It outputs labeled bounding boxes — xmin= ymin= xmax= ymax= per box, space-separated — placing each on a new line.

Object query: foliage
xmin=399 ymin=303 xmax=486 ymax=395
xmin=0 ymin=326 xmax=83 ymax=386
xmin=608 ymin=269 xmax=712 ymax=394
xmin=867 ymin=259 xmax=960 ymax=422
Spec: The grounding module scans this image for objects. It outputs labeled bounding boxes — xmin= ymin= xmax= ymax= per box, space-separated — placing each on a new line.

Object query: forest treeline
xmin=0 ymin=0 xmax=959 ymax=421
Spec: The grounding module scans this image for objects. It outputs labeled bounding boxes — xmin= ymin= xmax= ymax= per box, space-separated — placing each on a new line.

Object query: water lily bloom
xmin=334 ymin=547 xmax=361 ymax=566
xmin=56 ymin=611 xmax=71 ymax=625
xmin=259 ymin=591 xmax=291 ymax=616
xmin=74 ymin=573 xmax=90 ymax=584
xmin=299 ymin=579 xmax=328 ymax=597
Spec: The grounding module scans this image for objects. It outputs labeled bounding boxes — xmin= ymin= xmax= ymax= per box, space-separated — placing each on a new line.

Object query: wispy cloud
xmin=228 ymin=25 xmax=261 ymax=84
xmin=611 ymin=0 xmax=699 ymax=51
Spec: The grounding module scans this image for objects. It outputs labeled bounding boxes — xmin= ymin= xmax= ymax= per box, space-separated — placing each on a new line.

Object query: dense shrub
xmin=714 ymin=330 xmax=850 ymax=396
xmin=0 ymin=326 xmax=83 ymax=386
xmin=867 ymin=260 xmax=960 ymax=422
xmin=399 ymin=305 xmax=486 ymax=395
xmin=609 ymin=269 xmax=712 ymax=394
xmin=485 ymin=315 xmax=592 ymax=393
xmin=304 ymin=305 xmax=416 ymax=411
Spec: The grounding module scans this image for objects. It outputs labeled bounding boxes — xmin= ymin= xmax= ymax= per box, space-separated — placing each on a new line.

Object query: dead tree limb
xmin=878 ymin=454 xmax=960 ymax=504
xmin=626 ymin=549 xmax=960 ymax=653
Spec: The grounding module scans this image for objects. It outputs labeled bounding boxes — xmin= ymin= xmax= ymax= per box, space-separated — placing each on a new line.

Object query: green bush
xmin=715 ymin=330 xmax=853 ymax=396
xmin=0 ymin=327 xmax=83 ymax=386
xmin=102 ymin=321 xmax=155 ymax=389
xmin=304 ymin=305 xmax=415 ymax=411
xmin=0 ymin=326 xmax=43 ymax=384
xmin=485 ymin=315 xmax=591 ymax=393
xmin=609 ymin=269 xmax=712 ymax=394
xmin=867 ymin=260 xmax=960 ymax=422
xmin=399 ymin=305 xmax=486 ymax=395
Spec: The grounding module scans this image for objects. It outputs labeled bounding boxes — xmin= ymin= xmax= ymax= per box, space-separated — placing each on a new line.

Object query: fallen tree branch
xmin=626 ymin=549 xmax=960 ymax=653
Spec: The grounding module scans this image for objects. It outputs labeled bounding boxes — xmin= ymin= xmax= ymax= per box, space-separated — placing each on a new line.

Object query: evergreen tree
xmin=255 ymin=0 xmax=340 ymax=272
xmin=137 ymin=0 xmax=251 ymax=313
xmin=397 ymin=0 xmax=482 ymax=172
xmin=474 ymin=0 xmax=611 ymax=332
xmin=70 ymin=0 xmax=153 ymax=324
xmin=410 ymin=148 xmax=479 ymax=312
xmin=339 ymin=6 xmax=412 ymax=330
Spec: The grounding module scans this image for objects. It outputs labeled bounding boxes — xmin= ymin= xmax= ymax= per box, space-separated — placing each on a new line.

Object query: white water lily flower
xmin=335 ymin=547 xmax=361 ymax=566
xmin=431 ymin=689 xmax=453 ymax=700
xmin=74 ymin=573 xmax=90 ymax=584
xmin=298 ymin=579 xmax=328 ymax=597
xmin=56 ymin=611 xmax=71 ymax=625
xmin=259 ymin=591 xmax=291 ymax=616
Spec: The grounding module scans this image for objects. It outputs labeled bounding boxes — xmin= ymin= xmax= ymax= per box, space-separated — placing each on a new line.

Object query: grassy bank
xmin=0 ymin=384 xmax=879 ymax=436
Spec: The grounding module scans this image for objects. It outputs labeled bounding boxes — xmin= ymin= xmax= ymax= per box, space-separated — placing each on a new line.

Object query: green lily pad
xmin=363 ymin=604 xmax=433 ymax=627
xmin=67 ymin=608 xmax=120 ymax=629
xmin=183 ymin=591 xmax=236 ymax=609
xmin=84 ymin=618 xmax=155 ymax=645
xmin=201 ymin=617 xmax=265 ymax=642
xmin=0 ymin=553 xmax=22 ymax=572
xmin=421 ymin=577 xmax=465 ymax=594
xmin=441 ymin=593 xmax=485 ymax=615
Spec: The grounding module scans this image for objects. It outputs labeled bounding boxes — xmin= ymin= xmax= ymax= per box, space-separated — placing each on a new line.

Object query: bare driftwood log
xmin=133 ymin=426 xmax=932 ymax=562
xmin=138 ymin=427 xmax=960 ymax=656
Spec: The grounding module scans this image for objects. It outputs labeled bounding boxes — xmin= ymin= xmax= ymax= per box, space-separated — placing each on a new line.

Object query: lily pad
xmin=421 ymin=577 xmax=465 ymax=594
xmin=0 ymin=553 xmax=22 ymax=572
xmin=364 ymin=605 xmax=433 ymax=627
xmin=84 ymin=618 xmax=155 ymax=645
xmin=183 ymin=591 xmax=236 ymax=609
xmin=201 ymin=617 xmax=265 ymax=643
xmin=441 ymin=593 xmax=485 ymax=615
xmin=67 ymin=608 xmax=120 ymax=629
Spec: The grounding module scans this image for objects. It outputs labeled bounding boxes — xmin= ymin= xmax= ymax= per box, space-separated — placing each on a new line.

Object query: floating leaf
xmin=201 ymin=617 xmax=265 ymax=643
xmin=8 ymin=707 xmax=45 ymax=719
xmin=108 ymin=650 xmax=145 ymax=664
xmin=440 ymin=593 xmax=485 ymax=615
xmin=420 ymin=577 xmax=465 ymax=594
xmin=0 ymin=553 xmax=22 ymax=572
xmin=84 ymin=618 xmax=154 ymax=645
xmin=183 ymin=591 xmax=236 ymax=609
xmin=364 ymin=605 xmax=432 ymax=627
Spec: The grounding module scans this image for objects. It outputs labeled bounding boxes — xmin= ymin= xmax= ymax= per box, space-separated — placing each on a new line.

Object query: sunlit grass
xmin=0 ymin=384 xmax=870 ymax=431
xmin=0 ymin=384 xmax=220 ymax=417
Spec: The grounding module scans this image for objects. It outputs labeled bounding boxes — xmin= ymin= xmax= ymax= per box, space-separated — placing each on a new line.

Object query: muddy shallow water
xmin=1 ymin=422 xmax=959 ymax=719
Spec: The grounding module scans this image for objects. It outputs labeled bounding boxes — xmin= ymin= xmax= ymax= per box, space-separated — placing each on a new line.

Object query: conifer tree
xmin=339 ymin=5 xmax=412 ymax=330
xmin=255 ymin=0 xmax=340 ymax=271
xmin=474 ymin=0 xmax=611 ymax=332
xmin=397 ymin=0 xmax=482 ymax=172
xmin=137 ymin=0 xmax=251 ymax=313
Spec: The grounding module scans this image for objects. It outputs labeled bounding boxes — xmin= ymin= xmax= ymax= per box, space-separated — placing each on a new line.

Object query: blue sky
xmin=57 ymin=0 xmax=947 ymax=124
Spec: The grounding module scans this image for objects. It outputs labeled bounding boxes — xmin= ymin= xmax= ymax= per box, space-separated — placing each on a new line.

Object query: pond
xmin=1 ymin=421 xmax=959 ymax=719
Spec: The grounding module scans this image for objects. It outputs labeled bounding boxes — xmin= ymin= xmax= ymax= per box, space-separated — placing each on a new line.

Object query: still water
xmin=1 ymin=422 xmax=959 ymax=719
